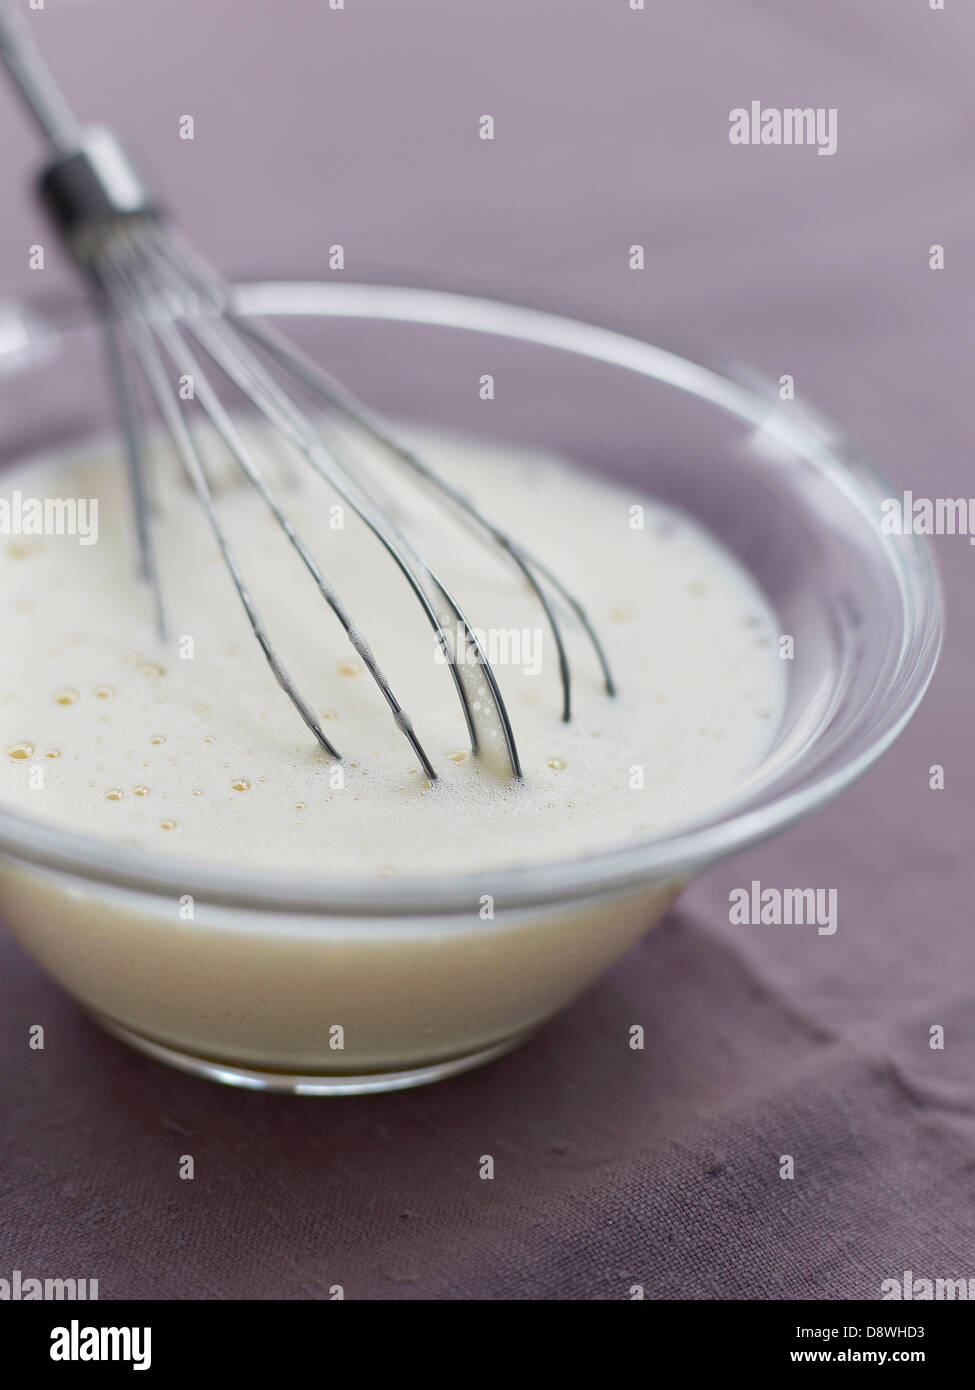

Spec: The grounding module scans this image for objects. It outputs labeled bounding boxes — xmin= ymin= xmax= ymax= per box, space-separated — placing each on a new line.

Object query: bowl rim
xmin=0 ymin=280 xmax=944 ymax=916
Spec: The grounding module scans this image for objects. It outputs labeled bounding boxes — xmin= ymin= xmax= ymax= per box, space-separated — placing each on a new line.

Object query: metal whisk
xmin=0 ymin=4 xmax=615 ymax=781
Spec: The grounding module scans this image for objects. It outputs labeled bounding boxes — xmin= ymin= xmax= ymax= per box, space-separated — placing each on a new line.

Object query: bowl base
xmin=90 ymin=1012 xmax=532 ymax=1094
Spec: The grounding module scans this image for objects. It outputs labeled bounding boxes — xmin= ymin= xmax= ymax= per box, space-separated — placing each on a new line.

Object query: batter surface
xmin=0 ymin=424 xmax=785 ymax=876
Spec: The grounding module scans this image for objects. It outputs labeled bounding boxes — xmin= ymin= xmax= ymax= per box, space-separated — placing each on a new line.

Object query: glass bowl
xmin=0 ymin=282 xmax=943 ymax=1093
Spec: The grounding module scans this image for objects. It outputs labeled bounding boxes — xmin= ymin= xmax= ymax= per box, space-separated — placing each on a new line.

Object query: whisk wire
xmin=231 ymin=312 xmax=620 ymax=715
xmin=150 ymin=311 xmax=441 ymax=781
xmin=155 ymin=222 xmax=616 ymax=717
xmin=100 ymin=235 xmax=344 ymax=762
xmin=97 ymin=301 xmax=169 ymax=643
xmin=143 ymin=227 xmax=522 ymax=776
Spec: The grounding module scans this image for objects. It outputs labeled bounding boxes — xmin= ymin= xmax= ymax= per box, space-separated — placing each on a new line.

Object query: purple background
xmin=2 ymin=0 xmax=974 ymax=1300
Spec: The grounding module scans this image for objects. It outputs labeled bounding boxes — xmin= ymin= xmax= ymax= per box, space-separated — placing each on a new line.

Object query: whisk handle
xmin=0 ymin=0 xmax=83 ymax=155
xmin=0 ymin=4 xmax=157 ymax=262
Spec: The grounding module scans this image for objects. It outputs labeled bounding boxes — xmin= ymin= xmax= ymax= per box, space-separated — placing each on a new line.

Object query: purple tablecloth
xmin=2 ymin=0 xmax=973 ymax=1300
